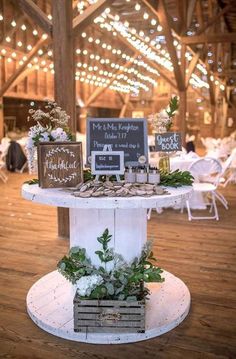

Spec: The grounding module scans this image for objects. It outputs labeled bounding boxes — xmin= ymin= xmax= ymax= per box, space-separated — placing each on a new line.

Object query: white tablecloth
xmin=170 ymin=156 xmax=206 ymax=210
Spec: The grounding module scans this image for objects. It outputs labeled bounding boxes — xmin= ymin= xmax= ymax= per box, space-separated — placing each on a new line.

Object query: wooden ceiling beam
xmin=196 ymin=0 xmax=204 ymax=29
xmin=140 ymin=0 xmax=178 ymax=33
xmin=157 ymin=0 xmax=185 ymax=90
xmin=73 ymin=0 xmax=114 ymax=37
xmin=181 ymin=33 xmax=236 ymax=44
xmin=196 ymin=4 xmax=231 ymax=36
xmin=0 ymin=36 xmax=48 ymax=97
xmin=18 ymin=0 xmax=52 ymax=35
xmin=4 ymin=65 xmax=36 ymax=92
xmin=185 ymin=51 xmax=201 ymax=87
xmin=186 ymin=0 xmax=197 ymax=30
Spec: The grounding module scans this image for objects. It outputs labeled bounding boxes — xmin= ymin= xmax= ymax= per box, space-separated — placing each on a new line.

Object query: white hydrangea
xmin=75 ymin=274 xmax=104 ymax=297
xmin=51 ymin=127 xmax=69 ymax=142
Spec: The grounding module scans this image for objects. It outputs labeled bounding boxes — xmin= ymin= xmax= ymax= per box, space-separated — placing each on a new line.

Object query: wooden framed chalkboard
xmin=86 ymin=118 xmax=148 ymax=166
xmin=37 ymin=142 xmax=83 ymax=188
xmin=91 ymin=151 xmax=124 ymax=175
xmin=155 ymin=132 xmax=182 ymax=152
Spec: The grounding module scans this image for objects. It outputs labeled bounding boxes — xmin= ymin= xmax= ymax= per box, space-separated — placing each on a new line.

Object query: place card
xmin=155 ymin=132 xmax=182 ymax=152
xmin=91 ymin=151 xmax=124 ymax=175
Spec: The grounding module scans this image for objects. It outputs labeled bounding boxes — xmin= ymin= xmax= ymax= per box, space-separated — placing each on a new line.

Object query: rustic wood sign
xmin=37 ymin=142 xmax=83 ymax=188
xmin=91 ymin=151 xmax=124 ymax=175
xmin=155 ymin=132 xmax=182 ymax=152
xmin=86 ymin=118 xmax=148 ymax=166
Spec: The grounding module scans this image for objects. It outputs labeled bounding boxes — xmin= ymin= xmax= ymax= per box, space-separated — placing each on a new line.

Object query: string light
xmin=11 ymin=20 xmax=16 ymax=27
xmin=21 ymin=24 xmax=27 ymax=31
xmin=33 ymin=29 xmax=38 ymax=36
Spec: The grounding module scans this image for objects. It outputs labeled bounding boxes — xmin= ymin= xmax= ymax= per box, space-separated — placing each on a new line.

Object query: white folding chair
xmin=221 ymin=148 xmax=236 ymax=187
xmin=186 ymin=157 xmax=222 ymax=221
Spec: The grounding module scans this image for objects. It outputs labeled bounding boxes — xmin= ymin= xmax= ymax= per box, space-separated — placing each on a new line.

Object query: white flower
xmin=40 ymin=131 xmax=50 ymax=142
xmin=51 ymin=127 xmax=69 ymax=142
xmin=76 ymin=274 xmax=103 ymax=297
xmin=26 ymin=137 xmax=34 ymax=149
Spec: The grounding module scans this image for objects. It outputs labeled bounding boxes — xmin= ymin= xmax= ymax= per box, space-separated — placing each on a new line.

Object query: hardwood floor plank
xmin=0 ymin=172 xmax=236 ymax=358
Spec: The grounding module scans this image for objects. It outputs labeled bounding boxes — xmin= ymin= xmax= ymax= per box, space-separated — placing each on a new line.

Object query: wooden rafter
xmin=0 ymin=37 xmax=48 ymax=97
xmin=186 ymin=0 xmax=197 ymax=30
xmin=181 ymin=33 xmax=236 ymax=44
xmin=119 ymin=93 xmax=130 ymax=118
xmin=196 ymin=0 xmax=204 ymax=29
xmin=73 ymin=0 xmax=114 ymax=37
xmin=5 ymin=65 xmax=36 ymax=90
xmin=18 ymin=0 xmax=52 ymax=35
xmin=185 ymin=51 xmax=202 ymax=87
xmin=141 ymin=0 xmax=178 ymax=33
xmin=156 ymin=0 xmax=185 ymax=90
xmin=196 ymin=4 xmax=231 ymax=36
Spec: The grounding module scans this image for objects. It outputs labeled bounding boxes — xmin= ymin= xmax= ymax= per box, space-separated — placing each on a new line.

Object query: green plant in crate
xmin=57 ymin=229 xmax=164 ymax=301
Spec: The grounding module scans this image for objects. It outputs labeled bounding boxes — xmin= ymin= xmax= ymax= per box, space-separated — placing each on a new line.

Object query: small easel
xmin=94 ymin=145 xmax=122 ymax=182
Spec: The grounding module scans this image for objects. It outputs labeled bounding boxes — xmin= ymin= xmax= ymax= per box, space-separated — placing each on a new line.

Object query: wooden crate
xmin=73 ymin=295 xmax=145 ymax=334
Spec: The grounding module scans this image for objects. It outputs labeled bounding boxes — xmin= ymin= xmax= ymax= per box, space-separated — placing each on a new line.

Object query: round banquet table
xmin=22 ymin=184 xmax=193 ymax=344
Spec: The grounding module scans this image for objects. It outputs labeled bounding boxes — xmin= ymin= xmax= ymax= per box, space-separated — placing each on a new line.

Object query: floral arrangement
xmin=26 ymin=100 xmax=72 ymax=173
xmin=148 ymin=95 xmax=179 ymax=133
xmin=57 ymin=229 xmax=164 ymax=301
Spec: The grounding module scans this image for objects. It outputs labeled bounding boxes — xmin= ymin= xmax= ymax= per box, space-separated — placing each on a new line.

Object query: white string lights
xmin=0 ymin=2 xmax=228 ymax=97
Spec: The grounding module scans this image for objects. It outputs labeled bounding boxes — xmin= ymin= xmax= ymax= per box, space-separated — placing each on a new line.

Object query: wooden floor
xmin=0 ymin=172 xmax=236 ymax=359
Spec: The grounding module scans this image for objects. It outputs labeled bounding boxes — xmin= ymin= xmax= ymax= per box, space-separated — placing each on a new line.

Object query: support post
xmin=52 ymin=0 xmax=76 ymax=239
xmin=0 ymin=97 xmax=4 ymax=140
xmin=177 ymin=45 xmax=187 ymax=146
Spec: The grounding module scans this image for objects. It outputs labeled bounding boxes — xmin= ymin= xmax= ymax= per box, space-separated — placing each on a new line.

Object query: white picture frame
xmin=91 ymin=151 xmax=124 ymax=175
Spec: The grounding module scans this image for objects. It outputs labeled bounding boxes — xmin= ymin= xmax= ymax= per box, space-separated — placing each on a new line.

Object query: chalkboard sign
xmin=91 ymin=151 xmax=124 ymax=175
xmin=155 ymin=132 xmax=182 ymax=152
xmin=37 ymin=142 xmax=83 ymax=188
xmin=87 ymin=118 xmax=148 ymax=166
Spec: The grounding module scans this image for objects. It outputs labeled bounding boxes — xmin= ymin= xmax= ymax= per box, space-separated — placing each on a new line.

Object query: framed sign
xmin=87 ymin=118 xmax=148 ymax=167
xmin=91 ymin=151 xmax=124 ymax=175
xmin=155 ymin=132 xmax=182 ymax=152
xmin=37 ymin=142 xmax=83 ymax=188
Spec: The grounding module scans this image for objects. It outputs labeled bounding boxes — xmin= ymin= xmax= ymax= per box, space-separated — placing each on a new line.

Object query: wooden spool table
xmin=22 ymin=184 xmax=192 ymax=344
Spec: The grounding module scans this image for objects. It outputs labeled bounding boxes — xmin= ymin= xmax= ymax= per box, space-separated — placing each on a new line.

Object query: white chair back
xmin=189 ymin=157 xmax=222 ymax=185
xmin=221 ymin=148 xmax=236 ymax=174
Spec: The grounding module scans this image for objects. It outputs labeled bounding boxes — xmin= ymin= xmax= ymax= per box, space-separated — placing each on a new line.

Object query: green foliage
xmin=24 ymin=178 xmax=39 ymax=185
xmin=166 ymin=95 xmax=179 ymax=118
xmin=57 ymin=229 xmax=164 ymax=301
xmin=160 ymin=169 xmax=194 ymax=187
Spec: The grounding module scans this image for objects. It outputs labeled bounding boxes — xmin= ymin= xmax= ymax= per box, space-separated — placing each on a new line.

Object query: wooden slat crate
xmin=73 ymin=295 xmax=145 ymax=334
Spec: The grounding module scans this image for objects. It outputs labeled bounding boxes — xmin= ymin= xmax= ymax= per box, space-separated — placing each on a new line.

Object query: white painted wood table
xmin=22 ymin=184 xmax=192 ymax=344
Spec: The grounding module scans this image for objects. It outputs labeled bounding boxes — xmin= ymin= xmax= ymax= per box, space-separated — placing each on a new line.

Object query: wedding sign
xmin=37 ymin=142 xmax=83 ymax=188
xmin=91 ymin=151 xmax=124 ymax=175
xmin=155 ymin=132 xmax=182 ymax=152
xmin=87 ymin=118 xmax=148 ymax=166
